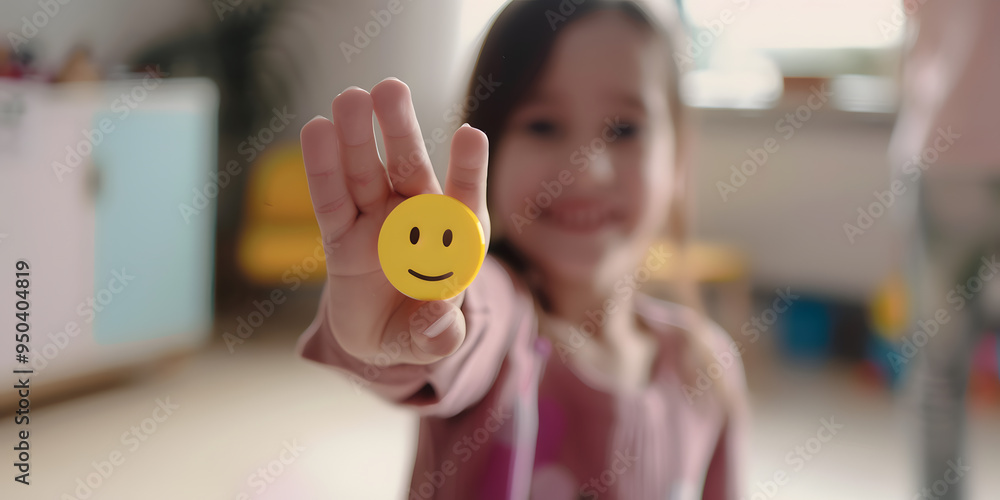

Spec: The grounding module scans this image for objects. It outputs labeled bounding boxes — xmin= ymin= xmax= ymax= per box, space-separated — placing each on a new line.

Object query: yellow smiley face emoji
xmin=378 ymin=194 xmax=486 ymax=301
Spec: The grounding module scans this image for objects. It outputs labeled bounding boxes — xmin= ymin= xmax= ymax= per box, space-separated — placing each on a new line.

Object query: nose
xmin=572 ymin=143 xmax=615 ymax=189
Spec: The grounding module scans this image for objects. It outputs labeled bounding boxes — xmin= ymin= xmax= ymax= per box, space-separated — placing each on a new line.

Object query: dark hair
xmin=460 ymin=0 xmax=689 ymax=276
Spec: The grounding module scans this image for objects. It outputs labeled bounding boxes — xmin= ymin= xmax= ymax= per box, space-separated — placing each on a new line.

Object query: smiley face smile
xmin=408 ymin=270 xmax=454 ymax=282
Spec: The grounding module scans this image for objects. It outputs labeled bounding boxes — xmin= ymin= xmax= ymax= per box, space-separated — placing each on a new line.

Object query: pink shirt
xmin=298 ymin=257 xmax=748 ymax=499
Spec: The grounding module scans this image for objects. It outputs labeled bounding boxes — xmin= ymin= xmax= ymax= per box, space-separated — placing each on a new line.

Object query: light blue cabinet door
xmin=91 ymin=110 xmax=216 ymax=344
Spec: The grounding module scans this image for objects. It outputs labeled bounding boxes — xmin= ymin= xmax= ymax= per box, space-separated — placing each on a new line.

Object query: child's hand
xmin=300 ymin=78 xmax=490 ymax=365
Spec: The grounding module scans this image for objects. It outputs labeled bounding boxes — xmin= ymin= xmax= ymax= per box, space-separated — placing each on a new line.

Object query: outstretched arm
xmin=295 ymin=78 xmax=522 ymax=417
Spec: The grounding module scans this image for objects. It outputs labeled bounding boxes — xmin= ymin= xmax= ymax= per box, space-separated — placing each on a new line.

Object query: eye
xmin=442 ymin=229 xmax=453 ymax=247
xmin=410 ymin=227 xmax=419 ymax=245
xmin=526 ymin=120 xmax=558 ymax=137
xmin=617 ymin=123 xmax=638 ymax=138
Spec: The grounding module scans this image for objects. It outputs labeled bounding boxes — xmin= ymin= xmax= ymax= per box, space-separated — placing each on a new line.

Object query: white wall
xmin=273 ymin=0 xmax=465 ymax=168
xmin=691 ymin=99 xmax=897 ymax=300
xmin=1 ymin=0 xmax=211 ymax=71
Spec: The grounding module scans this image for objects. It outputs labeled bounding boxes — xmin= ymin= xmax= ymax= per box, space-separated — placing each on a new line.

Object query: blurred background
xmin=1 ymin=0 xmax=998 ymax=498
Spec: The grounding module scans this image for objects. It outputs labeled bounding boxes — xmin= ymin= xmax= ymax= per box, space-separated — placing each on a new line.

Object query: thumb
xmin=406 ymin=300 xmax=466 ymax=363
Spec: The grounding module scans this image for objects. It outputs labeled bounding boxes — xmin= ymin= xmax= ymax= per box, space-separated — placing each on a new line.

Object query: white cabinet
xmin=0 ymin=78 xmax=218 ymax=405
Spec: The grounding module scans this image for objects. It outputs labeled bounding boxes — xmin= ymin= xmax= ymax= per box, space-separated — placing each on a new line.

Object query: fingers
xmin=445 ymin=124 xmax=490 ymax=230
xmin=371 ymin=78 xmax=441 ymax=197
xmin=332 ymin=88 xmax=391 ymax=213
xmin=301 ymin=116 xmax=358 ymax=246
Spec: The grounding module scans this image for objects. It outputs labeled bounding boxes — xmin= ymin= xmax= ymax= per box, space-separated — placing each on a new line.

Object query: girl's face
xmin=490 ymin=11 xmax=677 ymax=289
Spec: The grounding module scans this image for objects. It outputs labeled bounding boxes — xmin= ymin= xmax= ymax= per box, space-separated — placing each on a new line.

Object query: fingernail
xmin=336 ymin=86 xmax=361 ymax=98
xmin=422 ymin=310 xmax=455 ymax=339
xmin=460 ymin=122 xmax=470 ymax=128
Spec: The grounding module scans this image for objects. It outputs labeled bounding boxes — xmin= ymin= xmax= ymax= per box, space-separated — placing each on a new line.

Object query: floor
xmin=2 ymin=315 xmax=999 ymax=500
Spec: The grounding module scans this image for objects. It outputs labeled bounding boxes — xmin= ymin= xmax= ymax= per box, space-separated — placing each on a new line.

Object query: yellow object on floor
xmin=237 ymin=142 xmax=325 ymax=285
xmin=870 ymin=271 xmax=910 ymax=341
xmin=648 ymin=241 xmax=749 ymax=284
xmin=646 ymin=241 xmax=752 ymax=346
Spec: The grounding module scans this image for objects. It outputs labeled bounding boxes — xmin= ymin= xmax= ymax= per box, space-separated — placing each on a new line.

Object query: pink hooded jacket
xmin=298 ymin=257 xmax=748 ymax=499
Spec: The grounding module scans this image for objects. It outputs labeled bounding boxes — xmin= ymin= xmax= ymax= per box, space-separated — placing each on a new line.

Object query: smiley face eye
xmin=410 ymin=227 xmax=419 ymax=245
xmin=443 ymin=229 xmax=453 ymax=247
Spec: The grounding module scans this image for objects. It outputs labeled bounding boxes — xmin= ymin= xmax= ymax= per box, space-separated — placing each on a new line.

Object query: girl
xmin=297 ymin=1 xmax=748 ymax=498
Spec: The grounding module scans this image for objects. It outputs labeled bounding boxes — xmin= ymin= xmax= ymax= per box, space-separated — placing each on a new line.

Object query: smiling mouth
xmin=408 ymin=270 xmax=454 ymax=282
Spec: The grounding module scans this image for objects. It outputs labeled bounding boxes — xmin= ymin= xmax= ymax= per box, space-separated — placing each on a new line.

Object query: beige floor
xmin=2 ymin=318 xmax=998 ymax=500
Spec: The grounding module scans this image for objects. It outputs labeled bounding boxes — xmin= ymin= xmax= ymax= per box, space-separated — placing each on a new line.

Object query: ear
xmin=487 ymin=193 xmax=506 ymax=242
